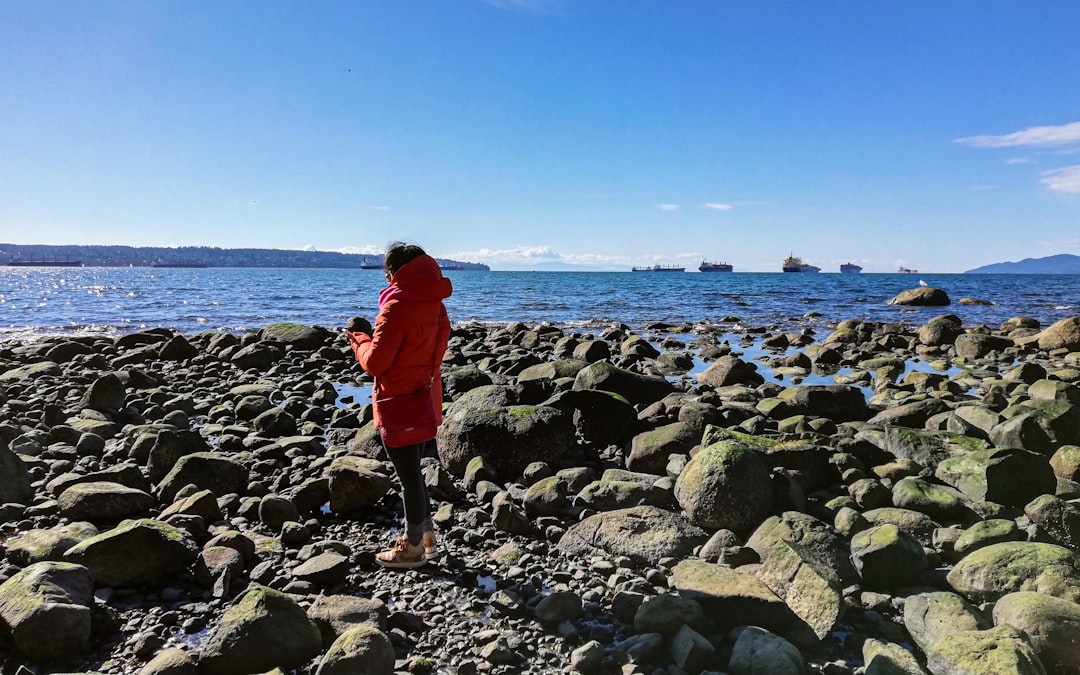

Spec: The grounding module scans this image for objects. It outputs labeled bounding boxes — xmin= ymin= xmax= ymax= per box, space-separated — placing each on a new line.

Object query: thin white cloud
xmin=1041 ymin=165 xmax=1080 ymax=194
xmin=658 ymin=204 xmax=679 ymax=211
xmin=704 ymin=203 xmax=733 ymax=211
xmin=451 ymin=246 xmax=561 ymax=263
xmin=301 ymin=244 xmax=316 ymax=251
xmin=957 ymin=120 xmax=1080 ymax=148
xmin=1005 ymin=157 xmax=1034 ymax=165
xmin=970 ymin=184 xmax=999 ymax=192
xmin=334 ymin=244 xmax=383 ymax=255
xmin=1039 ymin=238 xmax=1080 ymax=251
xmin=366 ymin=205 xmax=390 ymax=212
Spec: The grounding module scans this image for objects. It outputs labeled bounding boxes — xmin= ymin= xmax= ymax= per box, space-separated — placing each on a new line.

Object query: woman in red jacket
xmin=347 ymin=242 xmax=452 ymax=568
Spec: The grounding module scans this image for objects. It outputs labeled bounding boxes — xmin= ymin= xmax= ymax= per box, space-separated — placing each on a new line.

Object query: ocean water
xmin=0 ymin=267 xmax=1077 ymax=340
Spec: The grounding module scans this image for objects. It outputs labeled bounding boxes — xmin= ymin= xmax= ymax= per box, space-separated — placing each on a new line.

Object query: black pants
xmin=383 ymin=437 xmax=435 ymax=544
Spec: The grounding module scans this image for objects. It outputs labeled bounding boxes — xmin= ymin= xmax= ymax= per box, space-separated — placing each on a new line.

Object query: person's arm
xmin=351 ymin=302 xmax=404 ymax=377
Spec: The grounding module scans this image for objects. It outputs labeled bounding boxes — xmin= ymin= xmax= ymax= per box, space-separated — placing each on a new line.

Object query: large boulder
xmin=791 ymin=385 xmax=867 ymax=422
xmin=5 ymin=522 xmax=100 ymax=566
xmin=990 ymin=402 xmax=1080 ymax=455
xmin=156 ymin=451 xmax=249 ymax=503
xmin=850 ymin=524 xmax=928 ymax=590
xmin=671 ymin=561 xmax=807 ymax=645
xmin=697 ymin=355 xmax=764 ymax=388
xmin=326 ymin=456 xmax=393 ymax=513
xmin=64 ymin=518 xmax=198 ymax=587
xmin=673 ymin=441 xmax=774 ymax=531
xmin=307 ymin=595 xmax=388 ymax=647
xmin=947 ymin=542 xmax=1080 ymax=603
xmin=954 ymin=333 xmax=1014 ymax=360
xmin=557 ymin=505 xmax=708 ymax=568
xmin=755 ymin=539 xmax=843 ymax=641
xmin=0 ymin=561 xmax=94 ymax=662
xmin=919 ymin=314 xmax=963 ymax=347
xmin=231 ymin=342 xmax=285 ymax=371
xmin=993 ymin=591 xmax=1080 ymax=675
xmin=572 ymin=361 xmax=673 ymax=405
xmin=925 ymin=624 xmax=1047 ymax=675
xmin=57 ymin=481 xmax=155 ymax=523
xmin=147 ymin=430 xmax=214 ymax=484
xmin=728 ymin=626 xmax=807 ymax=675
xmin=543 ymin=389 xmax=638 ymax=448
xmin=747 ymin=512 xmax=857 ymax=584
xmin=258 ymin=322 xmax=331 ymax=350
xmin=1016 ymin=316 xmax=1080 ymax=351
xmin=627 ymin=421 xmax=703 ymax=475
xmin=935 ymin=447 xmax=1056 ymax=507
xmin=437 ymin=404 xmax=575 ymax=479
xmin=887 ymin=287 xmax=950 ymax=306
xmin=78 ymin=372 xmax=128 ymax=414
xmin=199 ymin=585 xmax=322 ymax=675
xmin=902 ymin=591 xmax=991 ymax=656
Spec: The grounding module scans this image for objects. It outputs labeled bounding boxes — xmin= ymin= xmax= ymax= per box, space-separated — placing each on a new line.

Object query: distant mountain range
xmin=966 ymin=254 xmax=1080 ymax=274
xmin=0 ymin=243 xmax=489 ymax=271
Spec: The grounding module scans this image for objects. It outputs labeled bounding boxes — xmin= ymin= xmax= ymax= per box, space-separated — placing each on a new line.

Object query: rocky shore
xmin=2 ymin=296 xmax=1080 ymax=674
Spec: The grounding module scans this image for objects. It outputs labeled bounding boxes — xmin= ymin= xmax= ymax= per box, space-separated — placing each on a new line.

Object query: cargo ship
xmin=782 ymin=255 xmax=820 ymax=273
xmin=898 ymin=266 xmax=918 ymax=274
xmin=699 ymin=260 xmax=734 ymax=272
xmin=632 ymin=264 xmax=685 ymax=272
xmin=150 ymin=260 xmax=208 ymax=268
xmin=840 ymin=262 xmax=863 ymax=274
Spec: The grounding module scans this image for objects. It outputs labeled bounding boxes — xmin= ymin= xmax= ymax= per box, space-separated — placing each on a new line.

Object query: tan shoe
xmin=422 ymin=530 xmax=439 ymax=560
xmin=375 ymin=535 xmax=425 ymax=569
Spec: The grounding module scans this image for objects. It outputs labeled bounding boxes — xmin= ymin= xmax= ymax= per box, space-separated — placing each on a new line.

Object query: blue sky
xmin=2 ymin=1 xmax=1079 ymax=272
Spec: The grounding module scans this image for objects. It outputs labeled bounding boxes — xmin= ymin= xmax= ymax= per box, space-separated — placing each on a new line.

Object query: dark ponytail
xmin=383 ymin=242 xmax=426 ymax=277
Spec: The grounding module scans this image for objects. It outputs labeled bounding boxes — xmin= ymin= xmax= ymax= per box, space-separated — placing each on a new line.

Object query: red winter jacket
xmin=347 ymin=254 xmax=452 ymax=430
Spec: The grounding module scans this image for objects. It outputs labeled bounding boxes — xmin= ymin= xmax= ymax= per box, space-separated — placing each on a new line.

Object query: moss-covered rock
xmin=935 ymin=447 xmax=1056 ymax=507
xmin=627 ymin=421 xmax=703 ymax=475
xmin=850 ymin=524 xmax=928 ymax=590
xmin=674 ymin=440 xmax=774 ymax=531
xmin=257 ymin=322 xmax=332 ymax=350
xmin=992 ymin=591 xmax=1080 ymax=675
xmin=437 ymin=404 xmax=575 ymax=479
xmin=199 ymin=585 xmax=322 ymax=675
xmin=926 ymin=624 xmax=1047 ymax=675
xmin=0 ymin=561 xmax=94 ymax=662
xmin=64 ymin=518 xmax=197 ymax=588
xmin=947 ymin=542 xmax=1080 ymax=603
xmin=572 ymin=361 xmax=673 ymax=405
xmin=557 ymin=506 xmax=707 ymax=568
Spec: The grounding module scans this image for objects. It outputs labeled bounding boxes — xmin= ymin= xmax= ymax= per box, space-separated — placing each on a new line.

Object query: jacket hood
xmin=379 ymin=254 xmax=453 ymax=306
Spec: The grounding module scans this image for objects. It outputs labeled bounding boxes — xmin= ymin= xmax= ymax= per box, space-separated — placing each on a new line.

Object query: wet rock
xmin=673 ymin=440 xmax=773 ymax=531
xmin=258 ymin=322 xmax=331 ymax=350
xmin=199 ymin=585 xmax=322 ymax=674
xmin=64 ymin=518 xmax=198 ymax=588
xmin=0 ymin=561 xmax=94 ymax=662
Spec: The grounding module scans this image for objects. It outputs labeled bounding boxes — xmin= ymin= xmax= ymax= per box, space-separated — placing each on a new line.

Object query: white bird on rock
xmin=919 ymin=279 xmax=928 ymax=287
